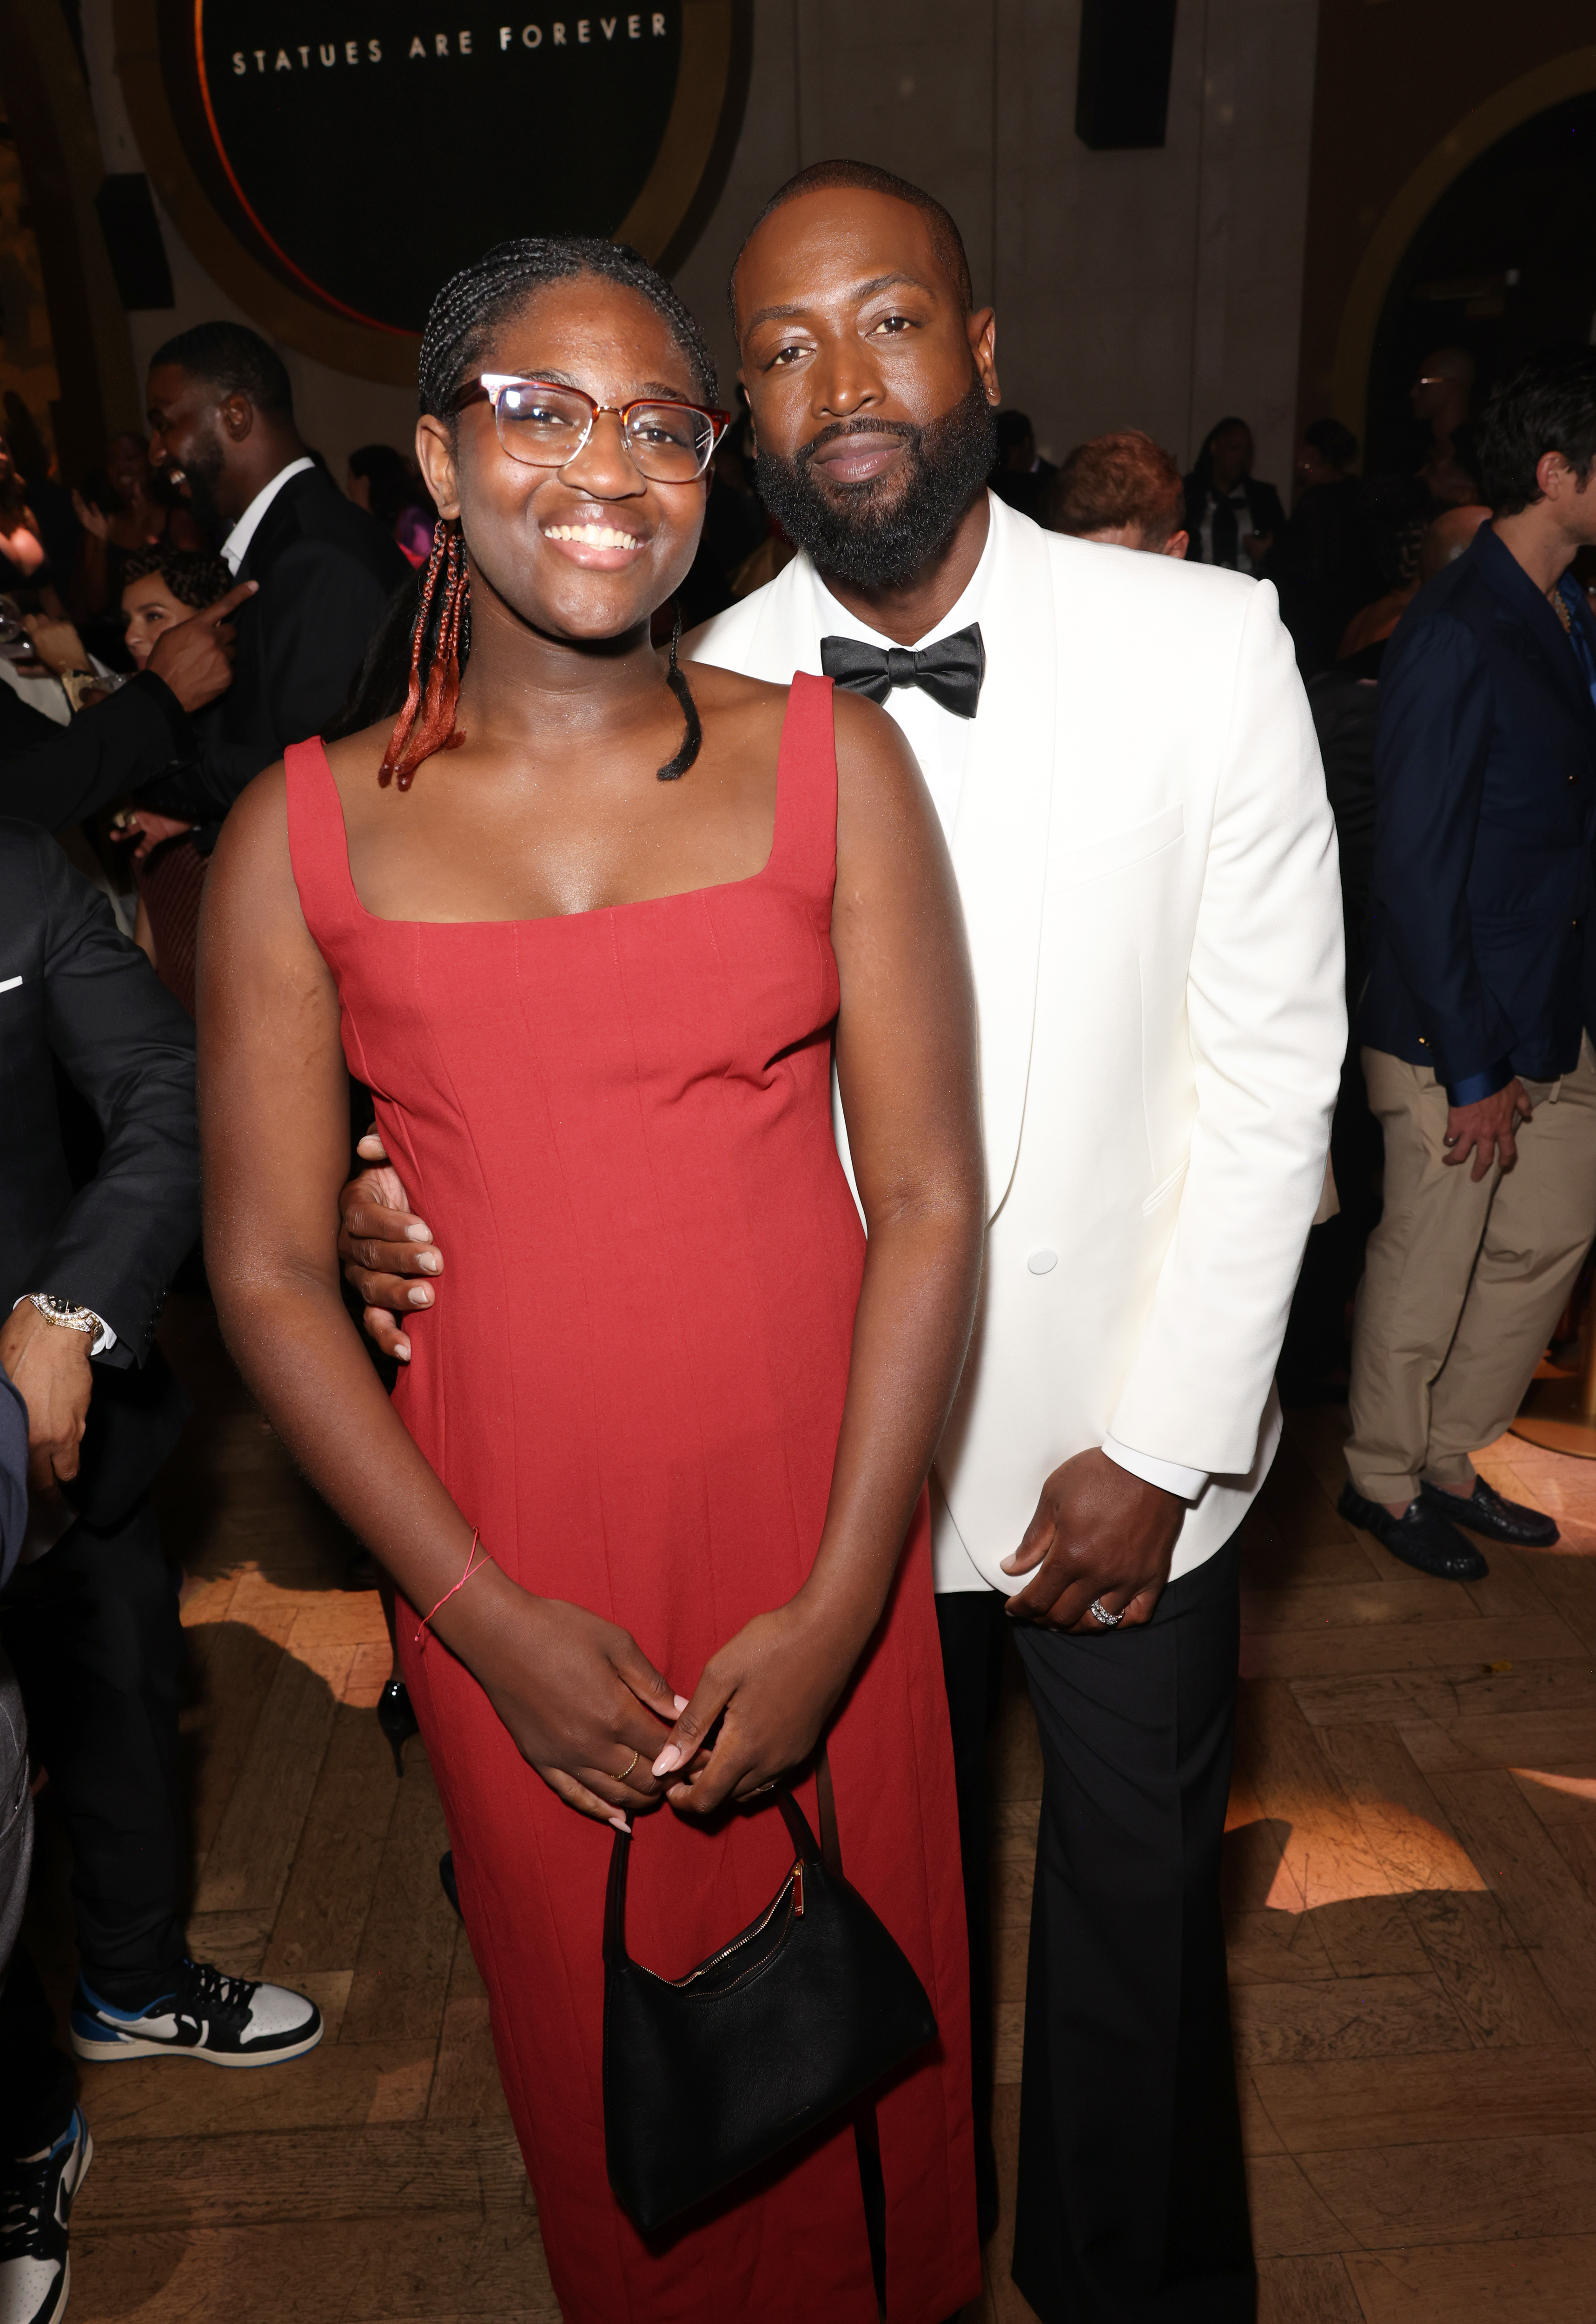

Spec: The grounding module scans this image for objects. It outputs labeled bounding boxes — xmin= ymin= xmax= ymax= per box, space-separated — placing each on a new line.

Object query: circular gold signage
xmin=115 ymin=0 xmax=747 ymax=383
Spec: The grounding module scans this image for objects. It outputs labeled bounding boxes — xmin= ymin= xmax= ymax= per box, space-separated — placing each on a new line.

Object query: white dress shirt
xmin=1196 ymin=488 xmax=1266 ymax=577
xmin=220 ymin=456 xmax=316 ymax=574
xmin=810 ymin=518 xmax=995 ymax=845
xmin=811 ymin=517 xmax=1208 ymax=1535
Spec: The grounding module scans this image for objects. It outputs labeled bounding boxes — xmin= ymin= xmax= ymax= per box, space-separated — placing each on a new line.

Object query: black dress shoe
xmin=376 ymin=1678 xmax=419 ymax=1777
xmin=1338 ymin=1482 xmax=1489 ymax=1579
xmin=1420 ymin=1475 xmax=1559 ymax=1548
xmin=439 ymin=1851 xmax=462 ymax=1921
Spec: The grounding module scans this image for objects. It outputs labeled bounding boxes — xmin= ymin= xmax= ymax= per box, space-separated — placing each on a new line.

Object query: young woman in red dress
xmin=199 ymin=239 xmax=984 ymax=2323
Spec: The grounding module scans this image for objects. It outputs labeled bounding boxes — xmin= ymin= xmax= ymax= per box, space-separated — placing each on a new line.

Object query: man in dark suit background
xmin=0 ymin=825 xmax=322 ymax=2324
xmin=126 ymin=321 xmax=408 ymax=853
xmin=1182 ymin=415 xmax=1286 ymax=576
xmin=1340 ymin=349 xmax=1596 ymax=1578
xmin=989 ymin=407 xmax=1058 ymax=524
xmin=0 ymin=583 xmax=248 ymax=828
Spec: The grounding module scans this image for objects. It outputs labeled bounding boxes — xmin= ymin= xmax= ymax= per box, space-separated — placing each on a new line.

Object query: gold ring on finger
xmin=620 ymin=1748 xmax=640 ymax=1781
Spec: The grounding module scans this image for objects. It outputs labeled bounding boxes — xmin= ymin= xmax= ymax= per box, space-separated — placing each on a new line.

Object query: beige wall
xmin=675 ymin=0 xmax=1321 ymax=489
xmin=83 ymin=0 xmax=1319 ymax=491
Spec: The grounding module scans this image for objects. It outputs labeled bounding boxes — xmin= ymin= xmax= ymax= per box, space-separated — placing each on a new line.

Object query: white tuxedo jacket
xmin=691 ymin=494 xmax=1345 ymax=1591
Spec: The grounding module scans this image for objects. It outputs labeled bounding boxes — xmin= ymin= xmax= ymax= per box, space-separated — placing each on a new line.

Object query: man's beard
xmin=172 ymin=434 xmax=227 ymax=535
xmin=755 ymin=376 xmax=997 ymax=592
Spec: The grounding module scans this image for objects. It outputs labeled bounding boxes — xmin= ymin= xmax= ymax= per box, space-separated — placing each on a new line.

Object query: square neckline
xmin=308 ymin=680 xmax=808 ymax=933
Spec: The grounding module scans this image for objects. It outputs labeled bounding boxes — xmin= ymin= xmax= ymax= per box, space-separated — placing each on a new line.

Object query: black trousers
xmin=0 ymin=1944 xmax=76 ymax=2155
xmin=0 ymin=1497 xmax=187 ymax=1989
xmin=935 ymin=1587 xmax=1011 ymax=2241
xmin=1012 ymin=1533 xmax=1254 ymax=2324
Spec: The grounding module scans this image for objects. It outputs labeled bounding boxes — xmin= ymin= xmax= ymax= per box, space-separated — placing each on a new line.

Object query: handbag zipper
xmin=659 ymin=1860 xmax=807 ymax=1988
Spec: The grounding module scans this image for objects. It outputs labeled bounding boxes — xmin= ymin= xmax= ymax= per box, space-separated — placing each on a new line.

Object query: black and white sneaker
xmin=69 ymin=1960 xmax=322 ymax=2068
xmin=0 ymin=2105 xmax=92 ymax=2324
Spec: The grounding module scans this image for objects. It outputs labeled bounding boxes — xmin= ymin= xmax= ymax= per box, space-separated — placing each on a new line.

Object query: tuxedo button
xmin=1027 ymin=1249 xmax=1059 ymax=1275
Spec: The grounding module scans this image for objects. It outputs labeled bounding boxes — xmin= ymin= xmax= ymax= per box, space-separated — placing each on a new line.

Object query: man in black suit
xmin=0 ymin=825 xmax=323 ymax=2324
xmin=0 ymin=582 xmax=250 ymax=828
xmin=989 ymin=408 xmax=1057 ymax=524
xmin=1341 ymin=348 xmax=1596 ymax=1578
xmin=1183 ymin=416 xmax=1286 ymax=575
xmin=126 ymin=321 xmax=408 ymax=851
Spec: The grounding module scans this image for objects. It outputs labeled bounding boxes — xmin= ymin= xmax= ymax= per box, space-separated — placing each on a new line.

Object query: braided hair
xmin=417 ymin=237 xmax=717 ymax=422
xmin=381 ymin=239 xmax=717 ymax=788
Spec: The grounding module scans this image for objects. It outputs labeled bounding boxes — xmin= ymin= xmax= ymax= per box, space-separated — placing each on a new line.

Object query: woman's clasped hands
xmin=650 ymin=1592 xmax=865 ymax=1816
xmin=461 ymin=1576 xmax=862 ymax=1828
xmin=458 ymin=1585 xmax=692 ymax=1830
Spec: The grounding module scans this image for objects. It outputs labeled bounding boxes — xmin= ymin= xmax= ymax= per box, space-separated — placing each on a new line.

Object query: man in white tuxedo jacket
xmin=336 ymin=163 xmax=1343 ymax=2323
xmin=695 ymin=166 xmax=1343 ymax=2322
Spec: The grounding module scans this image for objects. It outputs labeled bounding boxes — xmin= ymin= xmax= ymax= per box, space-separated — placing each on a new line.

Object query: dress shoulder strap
xmin=765 ymin=671 xmax=837 ymax=903
xmin=284 ymin=736 xmax=364 ymax=956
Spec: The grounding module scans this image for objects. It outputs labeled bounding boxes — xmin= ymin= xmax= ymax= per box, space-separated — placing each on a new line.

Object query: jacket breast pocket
xmin=1048 ymin=804 xmax=1185 ymax=895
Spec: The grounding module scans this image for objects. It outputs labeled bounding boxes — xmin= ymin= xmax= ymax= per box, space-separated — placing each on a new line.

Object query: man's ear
xmin=735 ymin=372 xmax=755 ymax=455
xmin=970 ymin=308 xmax=1000 ymax=406
xmin=1541 ymin=449 xmax=1594 ymax=506
xmin=218 ymin=393 xmax=255 ymax=443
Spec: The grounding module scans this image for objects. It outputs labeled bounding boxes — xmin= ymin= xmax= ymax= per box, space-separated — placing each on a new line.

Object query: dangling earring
xmin=656 ymin=599 xmax=702 ymax=781
xmin=379 ymin=517 xmax=470 ymax=790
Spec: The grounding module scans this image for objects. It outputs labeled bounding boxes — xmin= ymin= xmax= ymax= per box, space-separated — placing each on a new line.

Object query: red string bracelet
xmin=417 ymin=1530 xmax=488 ymax=1648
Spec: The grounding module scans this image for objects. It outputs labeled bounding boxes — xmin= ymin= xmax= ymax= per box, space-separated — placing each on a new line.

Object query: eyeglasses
xmin=451 ymin=374 xmax=730 ymax=483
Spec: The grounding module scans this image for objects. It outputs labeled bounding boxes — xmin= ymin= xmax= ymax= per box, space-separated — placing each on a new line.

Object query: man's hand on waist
xmin=338 ymin=1127 xmax=441 ymax=1365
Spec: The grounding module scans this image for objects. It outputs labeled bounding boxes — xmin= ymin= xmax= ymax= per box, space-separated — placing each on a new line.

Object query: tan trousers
xmin=1345 ymin=1040 xmax=1596 ymax=1504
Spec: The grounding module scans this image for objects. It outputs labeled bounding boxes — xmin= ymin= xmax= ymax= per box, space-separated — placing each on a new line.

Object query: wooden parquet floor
xmin=29 ymin=1297 xmax=1596 ymax=2322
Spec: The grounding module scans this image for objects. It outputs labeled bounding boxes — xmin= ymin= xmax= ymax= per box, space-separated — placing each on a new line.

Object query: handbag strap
xmin=603 ymin=1783 xmax=822 ymax=1970
xmin=774 ymin=1784 xmax=822 ymax=1864
xmin=603 ymin=1821 xmax=633 ymax=1967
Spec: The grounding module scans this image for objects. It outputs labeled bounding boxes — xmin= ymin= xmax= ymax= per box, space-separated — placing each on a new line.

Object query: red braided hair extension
xmin=378 ymin=519 xmax=470 ymax=790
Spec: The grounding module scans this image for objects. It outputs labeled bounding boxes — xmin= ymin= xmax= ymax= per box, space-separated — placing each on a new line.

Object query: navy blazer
xmin=1357 ymin=523 xmax=1596 ymax=1101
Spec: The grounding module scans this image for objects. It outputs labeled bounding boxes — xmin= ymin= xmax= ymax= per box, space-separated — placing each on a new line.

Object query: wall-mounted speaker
xmin=93 ymin=172 xmax=175 ymax=310
xmin=1075 ymin=0 xmax=1179 ymax=152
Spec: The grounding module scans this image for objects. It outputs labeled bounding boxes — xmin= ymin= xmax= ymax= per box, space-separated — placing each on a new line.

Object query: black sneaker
xmin=1420 ymin=1475 xmax=1559 ymax=1548
xmin=0 ymin=2105 xmax=92 ymax=2324
xmin=1338 ymin=1481 xmax=1489 ymax=1580
xmin=69 ymin=1960 xmax=322 ymax=2068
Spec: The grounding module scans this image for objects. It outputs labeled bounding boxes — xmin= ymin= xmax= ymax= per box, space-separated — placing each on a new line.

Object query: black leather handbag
xmin=602 ymin=1785 xmax=937 ymax=2233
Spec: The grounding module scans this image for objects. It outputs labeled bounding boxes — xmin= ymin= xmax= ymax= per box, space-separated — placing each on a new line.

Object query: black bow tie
xmin=820 ymin=623 xmax=985 ymax=719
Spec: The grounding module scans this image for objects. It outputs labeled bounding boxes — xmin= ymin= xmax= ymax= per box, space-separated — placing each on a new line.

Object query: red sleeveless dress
xmin=284 ymin=675 xmax=978 ymax=2324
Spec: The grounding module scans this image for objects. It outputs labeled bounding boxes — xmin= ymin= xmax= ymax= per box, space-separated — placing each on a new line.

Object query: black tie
xmin=820 ymin=622 xmax=985 ymax=720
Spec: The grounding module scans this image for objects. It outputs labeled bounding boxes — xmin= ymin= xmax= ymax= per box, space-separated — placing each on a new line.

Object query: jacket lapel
xmin=234 ymin=468 xmax=316 ymax=586
xmin=738 ymin=550 xmax=827 ymax=681
xmin=1567 ymin=585 xmax=1596 ymax=738
xmin=695 ymin=504 xmax=1056 ymax=1219
xmin=951 ymin=495 xmax=1056 ymax=1217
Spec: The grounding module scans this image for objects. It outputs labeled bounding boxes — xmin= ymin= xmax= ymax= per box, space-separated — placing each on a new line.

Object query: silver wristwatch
xmin=24 ymin=1294 xmax=109 ymax=1352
